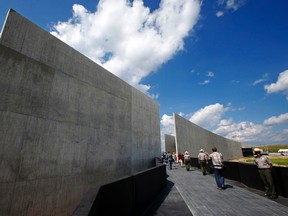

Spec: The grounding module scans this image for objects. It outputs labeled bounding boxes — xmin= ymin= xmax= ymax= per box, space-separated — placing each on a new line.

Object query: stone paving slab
xmin=146 ymin=164 xmax=288 ymax=216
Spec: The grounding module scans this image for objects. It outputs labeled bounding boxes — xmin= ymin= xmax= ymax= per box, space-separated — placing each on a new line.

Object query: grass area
xmin=230 ymin=144 xmax=288 ymax=166
xmin=253 ymin=144 xmax=288 ymax=152
xmin=231 ymin=155 xmax=288 ymax=167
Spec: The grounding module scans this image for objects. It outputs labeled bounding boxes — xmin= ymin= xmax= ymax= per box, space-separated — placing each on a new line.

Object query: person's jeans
xmin=168 ymin=159 xmax=172 ymax=170
xmin=214 ymin=168 xmax=224 ymax=188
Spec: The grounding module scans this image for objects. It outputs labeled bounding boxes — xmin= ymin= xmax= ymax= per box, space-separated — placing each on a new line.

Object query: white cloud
xmin=253 ymin=79 xmax=266 ymax=86
xmin=214 ymin=120 xmax=271 ymax=143
xmin=160 ymin=114 xmax=175 ymax=150
xmin=189 ymin=103 xmax=228 ymax=128
xmin=51 ymin=0 xmax=201 ymax=95
xmin=216 ymin=11 xmax=224 ymax=17
xmin=269 ymin=129 xmax=288 ymax=143
xmin=199 ymin=71 xmax=215 ymax=85
xmin=231 ymin=80 xmax=240 ymax=84
xmin=200 ymin=80 xmax=210 ymax=85
xmin=213 ymin=117 xmax=288 ymax=144
xmin=207 ymin=71 xmax=214 ymax=77
xmin=218 ymin=0 xmax=246 ymax=11
xmin=264 ymin=70 xmax=288 ymax=100
xmin=252 ymin=73 xmax=269 ymax=86
xmin=264 ymin=113 xmax=288 ymax=126
xmin=160 ymin=114 xmax=174 ymax=130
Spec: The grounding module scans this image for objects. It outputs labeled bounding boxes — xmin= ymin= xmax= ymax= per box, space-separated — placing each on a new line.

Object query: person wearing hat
xmin=254 ymin=148 xmax=277 ymax=199
xmin=184 ymin=151 xmax=191 ymax=171
xmin=198 ymin=149 xmax=208 ymax=175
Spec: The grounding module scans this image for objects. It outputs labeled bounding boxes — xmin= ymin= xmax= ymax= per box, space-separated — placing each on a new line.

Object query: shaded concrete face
xmin=0 ymin=9 xmax=160 ymax=215
xmin=164 ymin=134 xmax=176 ymax=153
xmin=174 ymin=113 xmax=243 ymax=160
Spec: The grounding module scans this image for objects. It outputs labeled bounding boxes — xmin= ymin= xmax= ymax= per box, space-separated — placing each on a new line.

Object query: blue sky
xmin=1 ymin=0 xmax=288 ymax=147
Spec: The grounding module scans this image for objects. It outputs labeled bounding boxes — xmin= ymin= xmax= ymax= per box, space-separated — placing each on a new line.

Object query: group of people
xmin=161 ymin=151 xmax=192 ymax=171
xmin=161 ymin=146 xmax=277 ymax=198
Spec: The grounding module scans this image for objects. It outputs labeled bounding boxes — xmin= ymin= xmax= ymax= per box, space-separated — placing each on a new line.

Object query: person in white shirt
xmin=184 ymin=151 xmax=191 ymax=171
xmin=210 ymin=147 xmax=225 ymax=190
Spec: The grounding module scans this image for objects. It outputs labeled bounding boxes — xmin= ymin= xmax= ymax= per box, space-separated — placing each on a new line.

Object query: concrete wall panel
xmin=164 ymin=134 xmax=176 ymax=153
xmin=0 ymin=9 xmax=160 ymax=215
xmin=174 ymin=113 xmax=242 ymax=160
xmin=131 ymin=89 xmax=161 ymax=172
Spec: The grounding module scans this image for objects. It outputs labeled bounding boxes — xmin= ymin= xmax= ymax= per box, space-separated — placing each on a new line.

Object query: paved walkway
xmin=144 ymin=164 xmax=288 ymax=216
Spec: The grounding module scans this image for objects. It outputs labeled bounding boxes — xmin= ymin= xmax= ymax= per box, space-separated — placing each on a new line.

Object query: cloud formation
xmin=218 ymin=0 xmax=246 ymax=11
xmin=189 ymin=103 xmax=228 ymax=128
xmin=265 ymin=70 xmax=288 ymax=100
xmin=160 ymin=114 xmax=175 ymax=149
xmin=252 ymin=73 xmax=269 ymax=86
xmin=51 ymin=0 xmax=201 ymax=95
xmin=216 ymin=0 xmax=246 ymax=17
xmin=200 ymin=71 xmax=215 ymax=85
xmin=214 ymin=120 xmax=270 ymax=143
xmin=216 ymin=11 xmax=224 ymax=17
xmin=264 ymin=113 xmax=288 ymax=126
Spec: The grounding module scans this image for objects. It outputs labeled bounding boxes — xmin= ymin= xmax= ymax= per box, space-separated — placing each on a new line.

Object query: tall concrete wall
xmin=0 ymin=9 xmax=160 ymax=216
xmin=164 ymin=134 xmax=176 ymax=153
xmin=174 ymin=113 xmax=243 ymax=160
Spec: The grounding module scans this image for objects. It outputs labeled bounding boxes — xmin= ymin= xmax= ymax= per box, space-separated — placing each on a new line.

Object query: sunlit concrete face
xmin=174 ymin=113 xmax=243 ymax=160
xmin=0 ymin=9 xmax=161 ymax=215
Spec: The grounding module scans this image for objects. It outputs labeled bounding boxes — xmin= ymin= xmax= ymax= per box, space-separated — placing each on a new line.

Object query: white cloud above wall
xmin=264 ymin=113 xmax=288 ymax=126
xmin=160 ymin=114 xmax=175 ymax=150
xmin=50 ymin=0 xmax=201 ymax=95
xmin=189 ymin=103 xmax=228 ymax=128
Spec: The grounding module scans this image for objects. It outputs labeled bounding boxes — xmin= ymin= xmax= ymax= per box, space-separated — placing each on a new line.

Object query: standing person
xmin=161 ymin=152 xmax=167 ymax=164
xmin=254 ymin=148 xmax=277 ymax=199
xmin=184 ymin=151 xmax=191 ymax=171
xmin=178 ymin=152 xmax=184 ymax=167
xmin=167 ymin=151 xmax=173 ymax=170
xmin=198 ymin=149 xmax=208 ymax=175
xmin=210 ymin=147 xmax=225 ymax=190
xmin=172 ymin=152 xmax=177 ymax=167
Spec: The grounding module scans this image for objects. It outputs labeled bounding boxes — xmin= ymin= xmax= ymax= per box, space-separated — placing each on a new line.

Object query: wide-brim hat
xmin=200 ymin=149 xmax=204 ymax=152
xmin=185 ymin=151 xmax=189 ymax=154
xmin=254 ymin=148 xmax=262 ymax=152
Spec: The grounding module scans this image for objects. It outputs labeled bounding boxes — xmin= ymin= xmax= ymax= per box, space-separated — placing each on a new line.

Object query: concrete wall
xmin=174 ymin=113 xmax=243 ymax=160
xmin=0 ymin=9 xmax=160 ymax=216
xmin=164 ymin=134 xmax=176 ymax=153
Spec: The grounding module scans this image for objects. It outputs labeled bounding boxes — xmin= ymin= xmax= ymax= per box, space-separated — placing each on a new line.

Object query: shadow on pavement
xmin=142 ymin=180 xmax=192 ymax=216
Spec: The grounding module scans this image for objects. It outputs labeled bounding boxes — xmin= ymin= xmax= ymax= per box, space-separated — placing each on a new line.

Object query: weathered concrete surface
xmin=0 ymin=9 xmax=160 ymax=216
xmin=164 ymin=134 xmax=176 ymax=153
xmin=174 ymin=113 xmax=243 ymax=160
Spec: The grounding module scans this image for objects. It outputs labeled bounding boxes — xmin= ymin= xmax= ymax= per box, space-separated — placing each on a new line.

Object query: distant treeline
xmin=254 ymin=144 xmax=288 ymax=153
